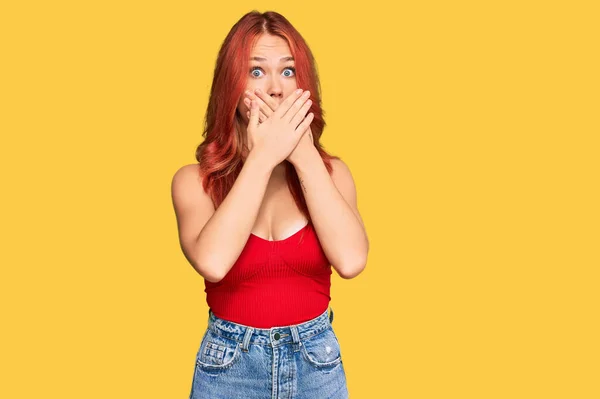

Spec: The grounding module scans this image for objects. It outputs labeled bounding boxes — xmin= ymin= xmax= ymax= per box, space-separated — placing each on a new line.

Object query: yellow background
xmin=1 ymin=1 xmax=598 ymax=398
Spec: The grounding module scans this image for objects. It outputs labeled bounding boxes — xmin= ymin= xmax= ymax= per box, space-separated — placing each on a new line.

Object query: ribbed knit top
xmin=203 ymin=222 xmax=332 ymax=328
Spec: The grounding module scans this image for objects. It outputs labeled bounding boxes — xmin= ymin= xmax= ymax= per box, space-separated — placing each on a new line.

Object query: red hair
xmin=195 ymin=10 xmax=340 ymax=224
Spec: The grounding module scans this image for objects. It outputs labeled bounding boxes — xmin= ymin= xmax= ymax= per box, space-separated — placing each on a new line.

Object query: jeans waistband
xmin=206 ymin=307 xmax=334 ymax=349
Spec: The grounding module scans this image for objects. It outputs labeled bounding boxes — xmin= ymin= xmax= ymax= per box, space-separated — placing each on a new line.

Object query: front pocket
xmin=300 ymin=327 xmax=343 ymax=369
xmin=196 ymin=329 xmax=242 ymax=371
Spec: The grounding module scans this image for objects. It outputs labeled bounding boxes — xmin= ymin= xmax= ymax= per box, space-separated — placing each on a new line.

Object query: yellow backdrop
xmin=1 ymin=1 xmax=598 ymax=398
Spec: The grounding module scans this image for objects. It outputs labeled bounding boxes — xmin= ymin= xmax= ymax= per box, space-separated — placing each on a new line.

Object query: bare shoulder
xmin=329 ymin=158 xmax=365 ymax=229
xmin=172 ymin=163 xmax=202 ymax=183
xmin=330 ymin=158 xmax=352 ymax=178
xmin=173 ymin=163 xmax=200 ymax=180
xmin=171 ymin=163 xmax=214 ymax=213
xmin=172 ymin=163 xmax=200 ymax=195
xmin=329 ymin=158 xmax=356 ymax=199
xmin=171 ymin=163 xmax=215 ymax=275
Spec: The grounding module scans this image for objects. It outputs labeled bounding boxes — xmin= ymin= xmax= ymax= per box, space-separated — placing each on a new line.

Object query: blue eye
xmin=283 ymin=67 xmax=295 ymax=77
xmin=250 ymin=66 xmax=296 ymax=78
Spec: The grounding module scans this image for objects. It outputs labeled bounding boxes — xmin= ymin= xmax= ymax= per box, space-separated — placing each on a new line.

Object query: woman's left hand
xmin=244 ymin=88 xmax=317 ymax=166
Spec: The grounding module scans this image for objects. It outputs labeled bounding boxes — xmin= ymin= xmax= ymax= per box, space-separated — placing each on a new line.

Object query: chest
xmin=250 ymin=176 xmax=308 ymax=242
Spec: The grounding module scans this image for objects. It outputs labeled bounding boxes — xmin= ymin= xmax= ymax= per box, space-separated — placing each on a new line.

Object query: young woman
xmin=171 ymin=10 xmax=369 ymax=399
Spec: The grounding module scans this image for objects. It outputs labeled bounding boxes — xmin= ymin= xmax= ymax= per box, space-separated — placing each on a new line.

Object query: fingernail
xmin=295 ymin=89 xmax=302 ymax=94
xmin=255 ymin=88 xmax=262 ymax=94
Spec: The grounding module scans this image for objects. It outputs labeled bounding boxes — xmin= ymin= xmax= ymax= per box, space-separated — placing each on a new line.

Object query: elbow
xmin=192 ymin=238 xmax=241 ymax=283
xmin=193 ymin=254 xmax=227 ymax=283
xmin=338 ymin=265 xmax=366 ymax=279
xmin=337 ymin=255 xmax=368 ymax=279
xmin=201 ymin=268 xmax=225 ymax=283
xmin=191 ymin=237 xmax=226 ymax=283
xmin=337 ymin=241 xmax=369 ymax=279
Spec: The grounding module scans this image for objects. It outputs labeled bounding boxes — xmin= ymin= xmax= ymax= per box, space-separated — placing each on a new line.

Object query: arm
xmin=171 ymin=152 xmax=273 ymax=283
xmin=292 ymin=149 xmax=369 ymax=279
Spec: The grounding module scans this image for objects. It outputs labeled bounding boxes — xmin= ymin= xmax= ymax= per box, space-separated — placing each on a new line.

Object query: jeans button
xmin=274 ymin=332 xmax=280 ymax=340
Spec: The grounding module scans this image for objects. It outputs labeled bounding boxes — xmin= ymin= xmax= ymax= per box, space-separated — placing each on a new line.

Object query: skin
xmin=235 ymin=33 xmax=369 ymax=275
xmin=244 ymin=88 xmax=315 ymax=166
xmin=170 ymin=33 xmax=368 ymax=283
xmin=229 ymin=34 xmax=312 ymax=240
xmin=236 ymin=33 xmax=315 ymax=175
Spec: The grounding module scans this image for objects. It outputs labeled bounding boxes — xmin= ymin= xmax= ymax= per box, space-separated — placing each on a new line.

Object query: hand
xmin=245 ymin=89 xmax=314 ymax=170
xmin=243 ymin=88 xmax=276 ymax=123
xmin=245 ymin=88 xmax=317 ymax=166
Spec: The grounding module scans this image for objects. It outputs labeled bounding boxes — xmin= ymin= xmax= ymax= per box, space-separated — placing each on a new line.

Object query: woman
xmin=171 ymin=10 xmax=369 ymax=399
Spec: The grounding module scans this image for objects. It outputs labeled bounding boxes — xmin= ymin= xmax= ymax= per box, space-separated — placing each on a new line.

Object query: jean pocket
xmin=196 ymin=329 xmax=242 ymax=372
xmin=300 ymin=326 xmax=343 ymax=369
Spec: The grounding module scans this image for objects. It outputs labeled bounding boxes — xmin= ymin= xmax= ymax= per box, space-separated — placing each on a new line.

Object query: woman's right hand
xmin=246 ymin=89 xmax=314 ymax=169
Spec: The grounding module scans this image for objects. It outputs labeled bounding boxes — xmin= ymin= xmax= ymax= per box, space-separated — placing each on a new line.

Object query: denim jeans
xmin=189 ymin=306 xmax=348 ymax=399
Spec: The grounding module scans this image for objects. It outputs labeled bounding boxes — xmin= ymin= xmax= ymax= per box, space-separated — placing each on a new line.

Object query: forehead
xmin=250 ymin=34 xmax=292 ymax=58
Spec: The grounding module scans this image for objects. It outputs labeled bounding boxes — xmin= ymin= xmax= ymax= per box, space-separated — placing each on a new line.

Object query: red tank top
xmin=204 ymin=222 xmax=332 ymax=328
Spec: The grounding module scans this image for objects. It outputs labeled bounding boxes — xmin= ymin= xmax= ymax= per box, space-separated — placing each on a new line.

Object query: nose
xmin=266 ymin=76 xmax=283 ymax=100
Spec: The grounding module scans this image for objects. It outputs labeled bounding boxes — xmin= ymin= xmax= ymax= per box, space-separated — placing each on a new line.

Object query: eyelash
xmin=250 ymin=66 xmax=296 ymax=78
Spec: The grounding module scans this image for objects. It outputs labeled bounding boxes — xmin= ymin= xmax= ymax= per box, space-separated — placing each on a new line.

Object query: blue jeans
xmin=189 ymin=306 xmax=349 ymax=398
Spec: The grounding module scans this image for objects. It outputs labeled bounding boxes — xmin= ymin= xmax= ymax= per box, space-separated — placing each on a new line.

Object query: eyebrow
xmin=250 ymin=56 xmax=294 ymax=62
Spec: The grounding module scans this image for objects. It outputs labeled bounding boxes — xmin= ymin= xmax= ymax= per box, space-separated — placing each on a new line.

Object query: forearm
xmin=293 ymin=151 xmax=368 ymax=278
xmin=196 ymin=152 xmax=273 ymax=282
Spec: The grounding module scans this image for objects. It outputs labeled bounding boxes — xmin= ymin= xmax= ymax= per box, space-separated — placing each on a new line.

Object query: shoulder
xmin=172 ymin=163 xmax=202 ymax=184
xmin=329 ymin=158 xmax=358 ymax=205
xmin=328 ymin=158 xmax=365 ymax=229
xmin=171 ymin=163 xmax=202 ymax=192
xmin=329 ymin=158 xmax=355 ymax=189
xmin=171 ymin=163 xmax=212 ymax=206
xmin=330 ymin=157 xmax=350 ymax=172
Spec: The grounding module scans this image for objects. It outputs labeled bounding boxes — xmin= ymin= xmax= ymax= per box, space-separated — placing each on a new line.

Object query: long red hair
xmin=195 ymin=10 xmax=339 ymax=224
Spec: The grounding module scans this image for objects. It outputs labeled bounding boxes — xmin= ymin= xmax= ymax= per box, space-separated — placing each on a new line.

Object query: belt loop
xmin=241 ymin=327 xmax=254 ymax=353
xmin=290 ymin=325 xmax=301 ymax=352
xmin=209 ymin=318 xmax=218 ymax=334
xmin=329 ymin=306 xmax=334 ymax=324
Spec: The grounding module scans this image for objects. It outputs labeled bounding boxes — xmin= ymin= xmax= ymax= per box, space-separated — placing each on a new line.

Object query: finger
xmin=274 ymin=89 xmax=305 ymax=118
xmin=246 ymin=111 xmax=267 ymax=123
xmin=246 ymin=92 xmax=275 ymax=118
xmin=246 ymin=110 xmax=268 ymax=123
xmin=282 ymin=90 xmax=311 ymax=122
xmin=248 ymin=99 xmax=259 ymax=127
xmin=257 ymin=104 xmax=271 ymax=120
xmin=290 ymin=98 xmax=312 ymax=128
xmin=253 ymin=88 xmax=278 ymax=113
xmin=294 ymin=112 xmax=315 ymax=137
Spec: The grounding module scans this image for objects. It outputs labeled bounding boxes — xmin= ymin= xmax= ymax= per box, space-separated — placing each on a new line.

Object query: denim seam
xmin=196 ymin=342 xmax=242 ymax=370
xmin=208 ymin=324 xmax=330 ymax=346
